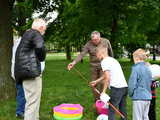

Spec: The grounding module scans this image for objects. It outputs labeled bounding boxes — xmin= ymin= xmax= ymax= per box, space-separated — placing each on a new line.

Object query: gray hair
xmin=32 ymin=18 xmax=46 ymax=30
xmin=91 ymin=31 xmax=101 ymax=38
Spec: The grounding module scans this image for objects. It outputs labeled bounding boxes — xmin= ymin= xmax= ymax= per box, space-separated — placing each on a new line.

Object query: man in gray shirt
xmin=67 ymin=31 xmax=113 ymax=100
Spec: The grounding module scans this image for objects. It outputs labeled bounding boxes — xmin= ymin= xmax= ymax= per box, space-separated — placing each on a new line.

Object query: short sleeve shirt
xmin=101 ymin=57 xmax=128 ymax=88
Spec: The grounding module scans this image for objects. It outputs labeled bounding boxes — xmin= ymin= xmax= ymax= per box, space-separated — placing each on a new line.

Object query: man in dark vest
xmin=15 ymin=18 xmax=46 ymax=120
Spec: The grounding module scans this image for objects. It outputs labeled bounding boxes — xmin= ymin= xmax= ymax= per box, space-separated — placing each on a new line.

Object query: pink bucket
xmin=96 ymin=100 xmax=109 ymax=115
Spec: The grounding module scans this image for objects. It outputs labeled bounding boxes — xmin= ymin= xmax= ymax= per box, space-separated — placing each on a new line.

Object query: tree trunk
xmin=0 ymin=0 xmax=16 ymax=100
xmin=79 ymin=46 xmax=83 ymax=63
xmin=111 ymin=16 xmax=118 ymax=58
xmin=66 ymin=44 xmax=71 ymax=60
xmin=153 ymin=45 xmax=156 ymax=61
xmin=111 ymin=17 xmax=117 ymax=45
xmin=17 ymin=0 xmax=27 ymax=36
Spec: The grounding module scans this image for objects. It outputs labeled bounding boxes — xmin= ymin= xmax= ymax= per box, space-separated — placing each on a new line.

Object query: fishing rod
xmin=73 ymin=67 xmax=125 ymax=119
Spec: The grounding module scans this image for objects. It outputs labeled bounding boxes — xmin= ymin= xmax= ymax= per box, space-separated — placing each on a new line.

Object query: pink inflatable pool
xmin=96 ymin=100 xmax=109 ymax=115
xmin=53 ymin=104 xmax=83 ymax=120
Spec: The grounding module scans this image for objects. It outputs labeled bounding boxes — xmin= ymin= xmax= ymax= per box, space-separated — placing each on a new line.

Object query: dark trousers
xmin=16 ymin=83 xmax=26 ymax=115
xmin=109 ymin=87 xmax=128 ymax=120
xmin=149 ymin=86 xmax=156 ymax=120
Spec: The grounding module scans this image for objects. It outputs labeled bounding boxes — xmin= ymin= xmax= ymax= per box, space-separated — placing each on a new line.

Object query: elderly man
xmin=67 ymin=31 xmax=113 ymax=100
xmin=14 ymin=18 xmax=47 ymax=120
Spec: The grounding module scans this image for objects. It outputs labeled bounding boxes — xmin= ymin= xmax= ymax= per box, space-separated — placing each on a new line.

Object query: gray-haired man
xmin=15 ymin=18 xmax=47 ymax=120
xmin=67 ymin=31 xmax=113 ymax=101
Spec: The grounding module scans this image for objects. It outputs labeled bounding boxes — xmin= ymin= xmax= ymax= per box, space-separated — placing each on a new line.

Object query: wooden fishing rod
xmin=73 ymin=67 xmax=125 ymax=119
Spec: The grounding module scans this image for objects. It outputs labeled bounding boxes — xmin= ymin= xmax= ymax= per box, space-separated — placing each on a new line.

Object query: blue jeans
xmin=109 ymin=87 xmax=128 ymax=120
xmin=16 ymin=83 xmax=26 ymax=115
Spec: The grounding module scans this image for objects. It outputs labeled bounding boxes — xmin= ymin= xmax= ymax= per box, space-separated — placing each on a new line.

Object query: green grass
xmin=0 ymin=53 xmax=160 ymax=120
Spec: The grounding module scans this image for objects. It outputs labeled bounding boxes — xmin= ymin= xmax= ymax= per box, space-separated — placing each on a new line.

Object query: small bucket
xmin=96 ymin=100 xmax=109 ymax=115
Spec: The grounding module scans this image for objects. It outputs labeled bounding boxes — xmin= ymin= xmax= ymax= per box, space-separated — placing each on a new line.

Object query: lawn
xmin=0 ymin=53 xmax=160 ymax=120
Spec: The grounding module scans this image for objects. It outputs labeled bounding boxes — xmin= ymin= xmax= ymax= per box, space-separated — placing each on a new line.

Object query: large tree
xmin=0 ymin=0 xmax=61 ymax=99
xmin=0 ymin=0 xmax=15 ymax=99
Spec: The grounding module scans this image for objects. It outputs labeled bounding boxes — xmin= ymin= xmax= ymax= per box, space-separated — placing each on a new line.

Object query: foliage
xmin=10 ymin=0 xmax=160 ymax=58
xmin=12 ymin=0 xmax=61 ymax=35
xmin=44 ymin=0 xmax=160 ymax=59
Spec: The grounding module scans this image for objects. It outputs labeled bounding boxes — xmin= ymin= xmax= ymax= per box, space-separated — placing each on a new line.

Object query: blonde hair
xmin=96 ymin=45 xmax=108 ymax=56
xmin=32 ymin=18 xmax=46 ymax=30
xmin=133 ymin=48 xmax=147 ymax=60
